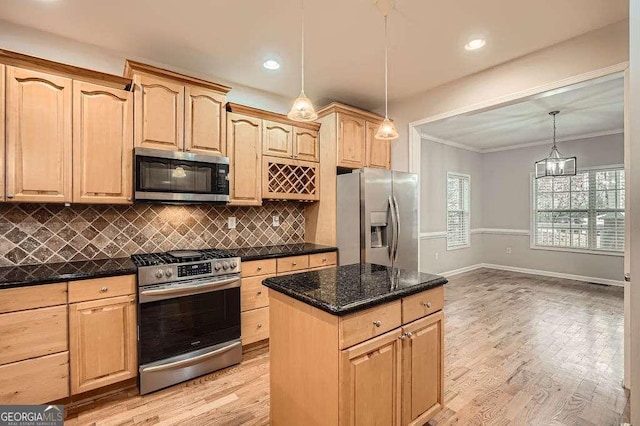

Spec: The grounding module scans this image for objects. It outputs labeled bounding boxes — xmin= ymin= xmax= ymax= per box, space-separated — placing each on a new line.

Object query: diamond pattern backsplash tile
xmin=0 ymin=202 xmax=305 ymax=266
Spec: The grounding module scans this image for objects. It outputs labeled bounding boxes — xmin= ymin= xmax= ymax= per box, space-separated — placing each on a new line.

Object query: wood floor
xmin=65 ymin=269 xmax=628 ymax=426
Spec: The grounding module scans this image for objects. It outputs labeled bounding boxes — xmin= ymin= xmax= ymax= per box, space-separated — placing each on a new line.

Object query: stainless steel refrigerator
xmin=337 ymin=168 xmax=419 ymax=270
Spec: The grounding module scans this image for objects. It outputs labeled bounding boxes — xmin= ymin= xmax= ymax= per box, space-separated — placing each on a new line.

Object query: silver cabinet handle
xmin=257 ymin=290 xmax=262 ymax=296
xmin=6 ymin=193 xmax=14 ymax=199
xmin=257 ymin=323 xmax=262 ymax=328
xmin=140 ymin=341 xmax=241 ymax=373
xmin=398 ymin=334 xmax=406 ymax=340
xmin=373 ymin=320 xmax=382 ymax=327
xmin=405 ymin=331 xmax=413 ymax=337
xmin=292 ymin=262 xmax=297 ymax=266
xmin=625 ymin=273 xmax=631 ymax=282
xmin=257 ymin=266 xmax=263 ymax=271
xmin=100 ymin=287 xmax=109 ymax=293
xmin=423 ymin=302 xmax=432 ymax=308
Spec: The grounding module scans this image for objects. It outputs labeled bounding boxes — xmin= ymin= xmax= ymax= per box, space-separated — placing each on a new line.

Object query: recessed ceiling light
xmin=263 ymin=60 xmax=280 ymax=70
xmin=465 ymin=39 xmax=486 ymax=51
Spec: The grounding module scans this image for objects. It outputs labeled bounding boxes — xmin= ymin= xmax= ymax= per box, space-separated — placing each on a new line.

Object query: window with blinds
xmin=447 ymin=172 xmax=470 ymax=249
xmin=533 ymin=167 xmax=624 ymax=252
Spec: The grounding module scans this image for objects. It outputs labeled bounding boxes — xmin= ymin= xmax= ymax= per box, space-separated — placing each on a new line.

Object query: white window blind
xmin=533 ymin=168 xmax=624 ymax=252
xmin=447 ymin=173 xmax=470 ymax=249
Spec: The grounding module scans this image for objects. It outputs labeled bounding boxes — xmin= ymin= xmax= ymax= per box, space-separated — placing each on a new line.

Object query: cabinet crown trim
xmin=317 ymin=102 xmax=384 ymax=122
xmin=227 ymin=103 xmax=320 ymax=131
xmin=0 ymin=49 xmax=131 ymax=89
xmin=124 ymin=60 xmax=231 ymax=94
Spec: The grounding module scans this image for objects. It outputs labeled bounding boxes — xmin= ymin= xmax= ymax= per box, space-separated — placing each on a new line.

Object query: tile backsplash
xmin=0 ymin=202 xmax=305 ymax=267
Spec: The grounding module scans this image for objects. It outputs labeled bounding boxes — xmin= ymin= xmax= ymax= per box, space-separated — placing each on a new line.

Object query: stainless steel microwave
xmin=134 ymin=147 xmax=230 ymax=203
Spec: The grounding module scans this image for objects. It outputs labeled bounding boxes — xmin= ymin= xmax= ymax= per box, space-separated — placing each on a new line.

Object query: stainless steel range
xmin=132 ymin=249 xmax=242 ymax=394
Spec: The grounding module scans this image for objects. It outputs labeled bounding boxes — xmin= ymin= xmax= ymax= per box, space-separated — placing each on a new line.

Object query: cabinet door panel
xmin=6 ymin=66 xmax=72 ymax=202
xmin=340 ymin=329 xmax=402 ymax=426
xmin=69 ymin=295 xmax=137 ymax=395
xmin=294 ymin=127 xmax=319 ymax=162
xmin=134 ymin=74 xmax=184 ymax=150
xmin=263 ymin=120 xmax=293 ymax=158
xmin=402 ymin=311 xmax=444 ymax=425
xmin=337 ymin=113 xmax=366 ymax=168
xmin=0 ymin=64 xmax=4 ymax=201
xmin=227 ymin=113 xmax=262 ymax=206
xmin=366 ymin=121 xmax=391 ymax=169
xmin=185 ymin=86 xmax=226 ymax=156
xmin=73 ymin=81 xmax=133 ymax=204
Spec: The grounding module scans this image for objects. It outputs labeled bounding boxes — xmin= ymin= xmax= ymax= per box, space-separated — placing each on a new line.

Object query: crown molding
xmin=420 ymin=128 xmax=624 ymax=154
xmin=124 ymin=59 xmax=231 ymax=94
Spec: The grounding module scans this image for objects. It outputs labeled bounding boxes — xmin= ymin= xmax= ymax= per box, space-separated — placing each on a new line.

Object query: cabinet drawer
xmin=339 ymin=300 xmax=402 ymax=349
xmin=68 ymin=275 xmax=136 ymax=303
xmin=0 ymin=305 xmax=68 ymax=365
xmin=0 ymin=352 xmax=69 ymax=404
xmin=309 ymin=252 xmax=337 ymax=268
xmin=277 ymin=255 xmax=309 ymax=273
xmin=241 ymin=307 xmax=270 ymax=345
xmin=241 ymin=275 xmax=272 ymax=312
xmin=0 ymin=282 xmax=67 ymax=314
xmin=402 ymin=286 xmax=444 ymax=324
xmin=241 ymin=259 xmax=277 ymax=278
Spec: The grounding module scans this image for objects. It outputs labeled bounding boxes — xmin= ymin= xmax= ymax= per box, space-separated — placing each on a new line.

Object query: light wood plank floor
xmin=65 ymin=269 xmax=628 ymax=425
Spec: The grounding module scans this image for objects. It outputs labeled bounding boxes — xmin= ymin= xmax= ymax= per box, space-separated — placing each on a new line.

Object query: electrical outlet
xmin=506 ymin=247 xmax=512 ymax=254
xmin=228 ymin=216 xmax=237 ymax=230
xmin=272 ymin=215 xmax=280 ymax=227
xmin=435 ymin=251 xmax=439 ymax=260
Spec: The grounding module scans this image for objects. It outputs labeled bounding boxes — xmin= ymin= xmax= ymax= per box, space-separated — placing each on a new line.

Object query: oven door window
xmin=139 ymin=288 xmax=240 ymax=365
xmin=136 ymin=156 xmax=216 ymax=194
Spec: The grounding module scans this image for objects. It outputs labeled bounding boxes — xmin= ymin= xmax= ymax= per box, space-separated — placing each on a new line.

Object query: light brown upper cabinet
xmin=366 ymin=121 xmax=391 ymax=170
xmin=317 ymin=103 xmax=391 ymax=170
xmin=185 ymin=86 xmax=226 ymax=155
xmin=263 ymin=120 xmax=294 ymax=158
xmin=125 ymin=60 xmax=231 ymax=155
xmin=5 ymin=66 xmax=73 ymax=203
xmin=293 ymin=127 xmax=320 ymax=162
xmin=132 ymin=73 xmax=184 ymax=151
xmin=337 ymin=113 xmax=366 ymax=169
xmin=0 ymin=64 xmax=4 ymax=202
xmin=227 ymin=112 xmax=262 ymax=206
xmin=73 ymin=81 xmax=133 ymax=204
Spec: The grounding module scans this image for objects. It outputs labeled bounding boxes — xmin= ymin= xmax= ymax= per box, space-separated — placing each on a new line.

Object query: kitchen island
xmin=263 ymin=263 xmax=447 ymax=426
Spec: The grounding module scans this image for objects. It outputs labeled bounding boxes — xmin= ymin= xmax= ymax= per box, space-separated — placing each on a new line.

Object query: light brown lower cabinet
xmin=69 ymin=294 xmax=137 ymax=394
xmin=0 ymin=352 xmax=69 ymax=404
xmin=270 ymin=287 xmax=445 ymax=426
xmin=240 ymin=253 xmax=338 ymax=347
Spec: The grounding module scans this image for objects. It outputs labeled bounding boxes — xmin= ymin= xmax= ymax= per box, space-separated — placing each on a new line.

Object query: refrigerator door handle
xmin=389 ymin=195 xmax=398 ymax=264
xmin=392 ymin=195 xmax=401 ymax=264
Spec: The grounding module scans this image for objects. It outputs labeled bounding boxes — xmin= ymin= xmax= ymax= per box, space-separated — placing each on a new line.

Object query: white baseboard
xmin=440 ymin=263 xmax=625 ymax=287
xmin=440 ymin=264 xmax=484 ymax=277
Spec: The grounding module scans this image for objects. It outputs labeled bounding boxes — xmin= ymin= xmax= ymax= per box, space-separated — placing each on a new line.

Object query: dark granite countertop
xmin=263 ymin=263 xmax=447 ymax=316
xmin=0 ymin=257 xmax=137 ymax=290
xmin=229 ymin=243 xmax=337 ymax=262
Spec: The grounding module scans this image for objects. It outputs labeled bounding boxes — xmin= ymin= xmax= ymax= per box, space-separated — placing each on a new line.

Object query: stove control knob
xmin=165 ymin=269 xmax=173 ymax=278
xmin=230 ymin=261 xmax=238 ymax=269
xmin=214 ymin=262 xmax=222 ymax=271
xmin=155 ymin=270 xmax=164 ymax=279
xmin=222 ymin=261 xmax=230 ymax=270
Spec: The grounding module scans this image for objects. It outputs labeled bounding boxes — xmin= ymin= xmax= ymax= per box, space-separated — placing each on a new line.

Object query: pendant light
xmin=375 ymin=13 xmax=399 ymax=140
xmin=534 ymin=111 xmax=577 ymax=178
xmin=287 ymin=0 xmax=317 ymax=122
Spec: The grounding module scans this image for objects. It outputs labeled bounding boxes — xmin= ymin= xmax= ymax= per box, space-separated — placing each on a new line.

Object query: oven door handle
xmin=140 ymin=277 xmax=240 ymax=302
xmin=140 ymin=341 xmax=242 ymax=373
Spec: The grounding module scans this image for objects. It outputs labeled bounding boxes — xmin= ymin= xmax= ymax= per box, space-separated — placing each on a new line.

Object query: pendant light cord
xmin=552 ymin=112 xmax=557 ymax=149
xmin=384 ymin=14 xmax=389 ymax=119
xmin=301 ymin=0 xmax=305 ymax=93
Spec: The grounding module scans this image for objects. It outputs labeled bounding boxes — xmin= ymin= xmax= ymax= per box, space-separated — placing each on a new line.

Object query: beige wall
xmin=420 ymin=134 xmax=625 ymax=282
xmin=0 ymin=20 xmax=293 ymax=114
xmin=389 ymin=20 xmax=629 ymax=172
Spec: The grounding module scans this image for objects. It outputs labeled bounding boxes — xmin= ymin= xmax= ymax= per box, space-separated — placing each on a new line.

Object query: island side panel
xmin=269 ymin=291 xmax=340 ymax=426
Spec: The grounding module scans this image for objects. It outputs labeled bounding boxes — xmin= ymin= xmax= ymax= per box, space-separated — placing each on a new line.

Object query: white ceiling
xmin=418 ymin=75 xmax=624 ymax=151
xmin=0 ymin=0 xmax=628 ymax=110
